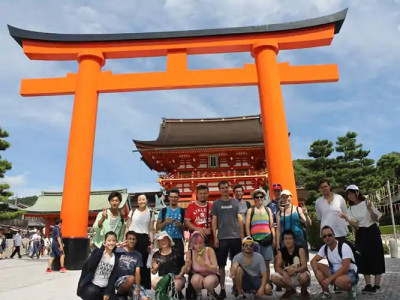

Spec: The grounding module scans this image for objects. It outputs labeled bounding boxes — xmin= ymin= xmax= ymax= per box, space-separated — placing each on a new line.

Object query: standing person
xmin=77 ymin=231 xmax=119 ymax=300
xmin=185 ymin=185 xmax=214 ymax=247
xmin=46 ymin=217 xmax=67 ymax=272
xmin=245 ymin=188 xmax=275 ymax=295
xmin=184 ymin=185 xmax=214 ymax=300
xmin=211 ymin=180 xmax=244 ymax=299
xmin=10 ymin=229 xmax=23 ymax=259
xmin=340 ymin=185 xmax=385 ymax=294
xmin=0 ymin=228 xmax=6 ymax=259
xmin=185 ymin=232 xmax=219 ymax=300
xmin=92 ymin=191 xmax=125 ymax=249
xmin=311 ymin=226 xmax=358 ymax=300
xmin=151 ymin=231 xmax=186 ymax=294
xmin=267 ymin=183 xmax=283 ymax=230
xmin=276 ymin=190 xmax=311 ymax=252
xmin=125 ymin=194 xmax=155 ymax=290
xmin=233 ymin=184 xmax=251 ymax=231
xmin=316 ymin=179 xmax=348 ymax=243
xmin=271 ymin=230 xmax=310 ymax=300
xmin=113 ymin=231 xmax=150 ymax=300
xmin=30 ymin=229 xmax=42 ymax=259
xmin=156 ymin=188 xmax=185 ymax=256
xmin=230 ymin=237 xmax=270 ymax=299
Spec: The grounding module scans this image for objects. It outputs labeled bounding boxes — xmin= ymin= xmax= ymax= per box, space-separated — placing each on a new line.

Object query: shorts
xmin=259 ymin=245 xmax=273 ymax=261
xmin=329 ymin=266 xmax=358 ymax=286
xmin=216 ymin=238 xmax=241 ymax=267
xmin=242 ymin=270 xmax=262 ymax=292
xmin=272 ymin=271 xmax=310 ymax=287
xmin=115 ymin=276 xmax=150 ymax=298
xmin=51 ymin=246 xmax=63 ymax=257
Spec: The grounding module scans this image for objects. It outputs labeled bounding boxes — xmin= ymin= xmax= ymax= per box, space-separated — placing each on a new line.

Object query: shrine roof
xmin=133 ymin=115 xmax=264 ymax=148
xmin=8 ymin=9 xmax=347 ymax=46
xmin=24 ymin=189 xmax=129 ymax=215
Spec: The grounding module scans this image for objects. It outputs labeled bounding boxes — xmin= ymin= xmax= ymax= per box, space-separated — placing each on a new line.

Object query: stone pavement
xmin=0 ymin=252 xmax=399 ymax=300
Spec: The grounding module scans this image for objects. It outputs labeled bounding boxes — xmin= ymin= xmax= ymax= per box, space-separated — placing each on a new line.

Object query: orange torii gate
xmin=9 ymin=9 xmax=347 ymax=268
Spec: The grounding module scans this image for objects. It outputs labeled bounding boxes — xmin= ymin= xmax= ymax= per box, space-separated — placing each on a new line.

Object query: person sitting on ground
xmin=151 ymin=231 xmax=186 ymax=294
xmin=271 ymin=230 xmax=310 ymax=300
xmin=230 ymin=236 xmax=271 ymax=299
xmin=77 ymin=231 xmax=119 ymax=300
xmin=113 ymin=231 xmax=150 ymax=300
xmin=185 ymin=231 xmax=219 ymax=300
xmin=311 ymin=226 xmax=358 ymax=300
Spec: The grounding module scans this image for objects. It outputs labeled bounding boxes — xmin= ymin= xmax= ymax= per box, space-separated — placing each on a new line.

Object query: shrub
xmin=379 ymin=225 xmax=400 ymax=235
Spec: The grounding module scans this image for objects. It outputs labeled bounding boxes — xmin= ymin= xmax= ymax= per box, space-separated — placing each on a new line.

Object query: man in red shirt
xmin=185 ymin=185 xmax=214 ymax=247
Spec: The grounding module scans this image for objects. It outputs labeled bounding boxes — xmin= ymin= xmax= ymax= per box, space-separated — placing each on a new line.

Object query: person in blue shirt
xmin=156 ymin=188 xmax=185 ymax=256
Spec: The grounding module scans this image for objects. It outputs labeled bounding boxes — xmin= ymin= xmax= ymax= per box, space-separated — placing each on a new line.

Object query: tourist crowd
xmin=39 ymin=179 xmax=385 ymax=300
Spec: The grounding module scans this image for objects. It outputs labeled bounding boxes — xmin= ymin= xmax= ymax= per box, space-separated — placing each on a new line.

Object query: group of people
xmin=75 ymin=179 xmax=385 ymax=300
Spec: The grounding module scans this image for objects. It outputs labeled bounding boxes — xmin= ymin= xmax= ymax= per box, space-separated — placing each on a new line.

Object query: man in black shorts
xmin=211 ymin=180 xmax=244 ymax=299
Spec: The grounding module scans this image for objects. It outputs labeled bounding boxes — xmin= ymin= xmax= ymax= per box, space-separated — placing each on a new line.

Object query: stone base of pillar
xmin=63 ymin=237 xmax=90 ymax=270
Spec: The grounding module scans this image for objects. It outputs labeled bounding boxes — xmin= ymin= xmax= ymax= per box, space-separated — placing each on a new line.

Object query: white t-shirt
xmin=317 ymin=241 xmax=357 ymax=273
xmin=92 ymin=252 xmax=115 ymax=288
xmin=347 ymin=201 xmax=381 ymax=228
xmin=128 ymin=208 xmax=153 ymax=234
xmin=316 ymin=193 xmax=348 ymax=237
xmin=31 ymin=233 xmax=41 ymax=242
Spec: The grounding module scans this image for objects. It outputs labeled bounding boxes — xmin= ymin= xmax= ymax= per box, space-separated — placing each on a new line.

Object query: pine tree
xmin=0 ymin=127 xmax=13 ymax=202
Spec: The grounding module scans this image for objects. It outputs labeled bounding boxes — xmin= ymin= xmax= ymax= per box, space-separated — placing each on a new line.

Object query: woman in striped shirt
xmin=245 ymin=188 xmax=275 ymax=295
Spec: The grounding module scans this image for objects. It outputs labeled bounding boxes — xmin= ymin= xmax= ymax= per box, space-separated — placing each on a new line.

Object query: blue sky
xmin=1 ymin=0 xmax=399 ymax=197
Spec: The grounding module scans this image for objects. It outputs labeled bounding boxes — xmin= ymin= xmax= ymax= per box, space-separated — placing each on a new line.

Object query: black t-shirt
xmin=153 ymin=247 xmax=184 ymax=276
xmin=115 ymin=248 xmax=143 ymax=278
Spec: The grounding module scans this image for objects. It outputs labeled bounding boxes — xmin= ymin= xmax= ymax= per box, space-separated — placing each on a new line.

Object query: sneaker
xmin=280 ymin=289 xmax=296 ymax=299
xmin=362 ymin=284 xmax=374 ymax=294
xmin=315 ymin=291 xmax=332 ymax=300
xmin=232 ymin=285 xmax=238 ymax=297
xmin=236 ymin=294 xmax=246 ymax=299
xmin=46 ymin=268 xmax=53 ymax=273
xmin=217 ymin=289 xmax=226 ymax=299
xmin=59 ymin=267 xmax=67 ymax=273
xmin=373 ymin=285 xmax=381 ymax=292
xmin=334 ymin=285 xmax=342 ymax=294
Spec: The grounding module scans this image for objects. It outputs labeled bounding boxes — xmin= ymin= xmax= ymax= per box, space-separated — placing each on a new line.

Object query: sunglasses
xmin=243 ymin=243 xmax=254 ymax=248
xmin=254 ymin=196 xmax=264 ymax=199
xmin=322 ymin=233 xmax=334 ymax=239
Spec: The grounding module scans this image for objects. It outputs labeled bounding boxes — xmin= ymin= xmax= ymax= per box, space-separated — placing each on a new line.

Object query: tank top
xmin=280 ymin=245 xmax=304 ymax=269
xmin=250 ymin=208 xmax=272 ymax=241
xmin=280 ymin=206 xmax=303 ymax=239
xmin=191 ymin=247 xmax=216 ymax=276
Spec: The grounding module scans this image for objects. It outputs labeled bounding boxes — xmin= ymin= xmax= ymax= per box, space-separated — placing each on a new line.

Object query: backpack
xmin=155 ymin=273 xmax=178 ymax=300
xmin=323 ymin=241 xmax=359 ymax=269
xmin=161 ymin=207 xmax=185 ymax=224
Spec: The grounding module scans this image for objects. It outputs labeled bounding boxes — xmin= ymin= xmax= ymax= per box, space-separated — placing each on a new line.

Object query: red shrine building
xmin=134 ymin=115 xmax=268 ymax=206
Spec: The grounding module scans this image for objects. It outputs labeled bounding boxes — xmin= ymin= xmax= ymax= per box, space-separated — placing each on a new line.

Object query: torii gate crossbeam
xmin=9 ymin=8 xmax=347 ymax=269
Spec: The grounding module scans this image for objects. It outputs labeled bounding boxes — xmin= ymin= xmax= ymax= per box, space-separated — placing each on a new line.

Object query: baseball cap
xmin=281 ymin=189 xmax=292 ymax=196
xmin=345 ymin=184 xmax=359 ymax=192
xmin=272 ymin=183 xmax=282 ymax=191
xmin=242 ymin=236 xmax=254 ymax=245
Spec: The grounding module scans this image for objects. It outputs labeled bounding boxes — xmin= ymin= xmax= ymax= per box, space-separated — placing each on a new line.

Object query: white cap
xmin=281 ymin=189 xmax=292 ymax=196
xmin=155 ymin=231 xmax=175 ymax=248
xmin=345 ymin=184 xmax=359 ymax=192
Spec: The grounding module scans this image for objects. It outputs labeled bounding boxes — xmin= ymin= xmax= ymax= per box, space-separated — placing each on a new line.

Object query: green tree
xmin=335 ymin=132 xmax=380 ymax=194
xmin=0 ymin=127 xmax=13 ymax=202
xmin=377 ymin=152 xmax=400 ymax=184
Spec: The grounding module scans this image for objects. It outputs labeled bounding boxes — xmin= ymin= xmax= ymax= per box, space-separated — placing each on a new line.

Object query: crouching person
xmin=114 ymin=231 xmax=150 ymax=300
xmin=230 ymin=237 xmax=271 ymax=299
xmin=311 ymin=226 xmax=358 ymax=299
xmin=77 ymin=231 xmax=119 ymax=300
xmin=151 ymin=231 xmax=186 ymax=294
xmin=271 ymin=230 xmax=310 ymax=299
xmin=185 ymin=231 xmax=219 ymax=300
